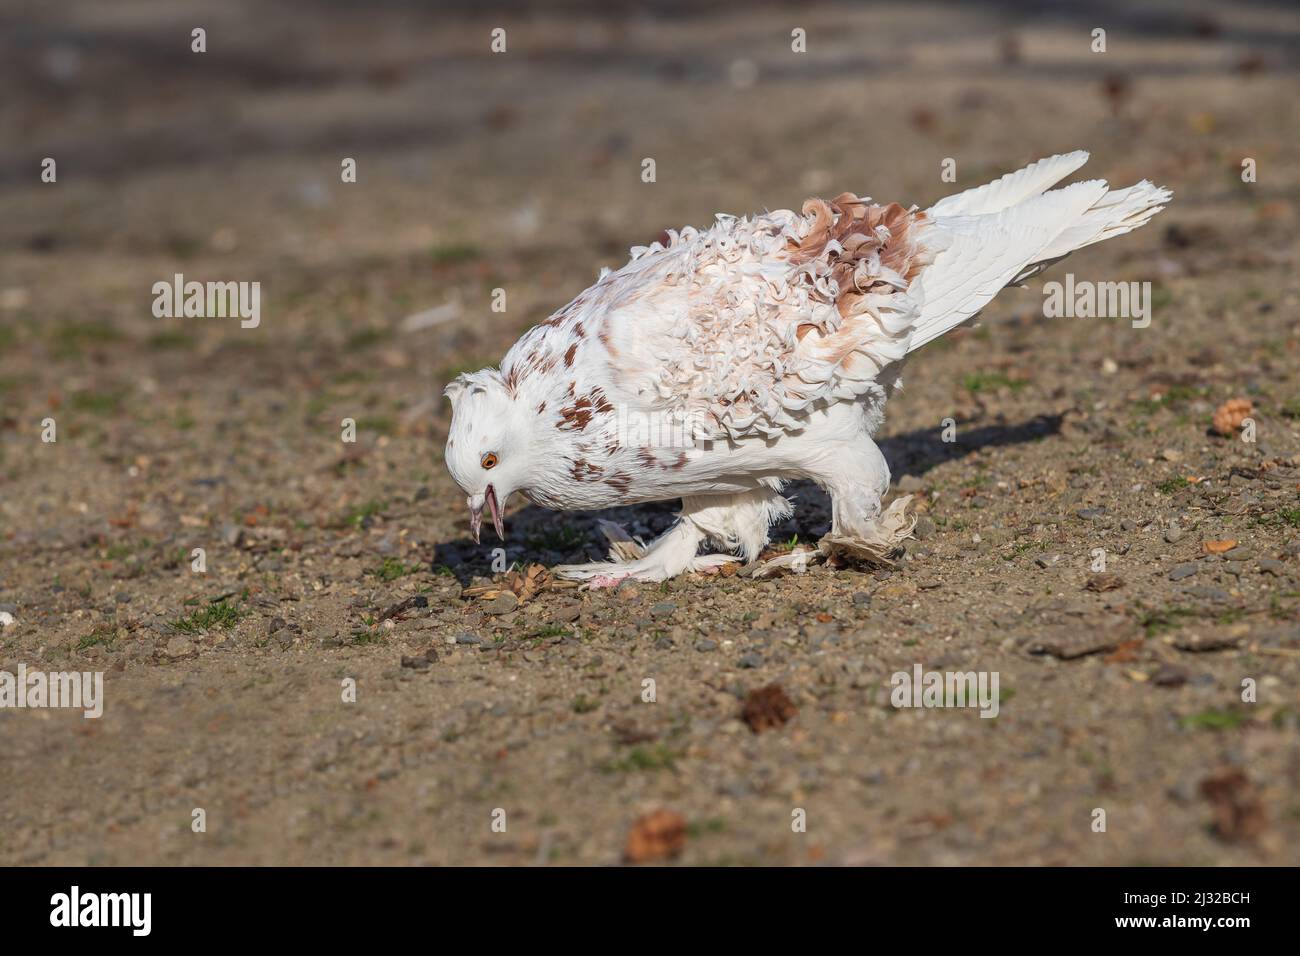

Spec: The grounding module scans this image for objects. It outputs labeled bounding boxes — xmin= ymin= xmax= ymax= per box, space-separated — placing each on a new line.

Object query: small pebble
xmin=1172 ymin=632 xmax=1240 ymax=652
xmin=1153 ymin=664 xmax=1189 ymax=687
xmin=1168 ymin=563 xmax=1198 ymax=581
xmin=483 ymin=592 xmax=518 ymax=615
xmin=165 ymin=636 xmax=194 ymax=657
xmin=1085 ymin=572 xmax=1123 ymax=592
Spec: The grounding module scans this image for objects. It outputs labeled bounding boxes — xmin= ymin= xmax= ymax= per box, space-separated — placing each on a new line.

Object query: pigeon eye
xmin=481 ymin=452 xmax=498 ymax=470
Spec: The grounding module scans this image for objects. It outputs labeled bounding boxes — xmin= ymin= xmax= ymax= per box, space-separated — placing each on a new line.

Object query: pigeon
xmin=444 ymin=151 xmax=1170 ymax=583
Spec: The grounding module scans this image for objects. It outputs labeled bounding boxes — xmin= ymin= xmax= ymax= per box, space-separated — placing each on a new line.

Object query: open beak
xmin=468 ymin=484 xmax=505 ymax=543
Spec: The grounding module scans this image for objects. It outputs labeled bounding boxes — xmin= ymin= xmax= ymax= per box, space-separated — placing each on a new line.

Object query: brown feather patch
xmin=570 ymin=458 xmax=603 ymax=481
xmin=787 ymin=194 xmax=928 ymax=290
xmin=604 ymin=472 xmax=633 ymax=494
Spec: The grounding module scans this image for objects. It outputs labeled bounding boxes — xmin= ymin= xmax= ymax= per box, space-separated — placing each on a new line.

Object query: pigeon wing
xmin=601 ymin=197 xmax=934 ymax=441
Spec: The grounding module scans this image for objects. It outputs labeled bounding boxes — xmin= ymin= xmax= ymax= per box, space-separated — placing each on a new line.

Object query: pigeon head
xmin=443 ymin=368 xmax=531 ymax=543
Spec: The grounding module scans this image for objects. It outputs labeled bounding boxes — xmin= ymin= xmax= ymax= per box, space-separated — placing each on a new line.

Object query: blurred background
xmin=1 ymin=0 xmax=1296 ymax=438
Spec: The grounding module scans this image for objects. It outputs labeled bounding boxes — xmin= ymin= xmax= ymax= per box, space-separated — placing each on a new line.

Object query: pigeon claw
xmin=588 ymin=573 xmax=632 ymax=590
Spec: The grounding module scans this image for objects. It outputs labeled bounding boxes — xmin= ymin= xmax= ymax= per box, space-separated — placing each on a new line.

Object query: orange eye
xmin=481 ymin=453 xmax=498 ymax=470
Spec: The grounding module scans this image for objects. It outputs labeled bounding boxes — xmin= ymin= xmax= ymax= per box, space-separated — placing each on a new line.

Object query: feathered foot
xmin=746 ymin=496 xmax=915 ymax=579
xmin=554 ymin=519 xmax=738 ymax=586
xmin=554 ymin=490 xmax=787 ymax=585
xmin=821 ymin=494 xmax=916 ymax=563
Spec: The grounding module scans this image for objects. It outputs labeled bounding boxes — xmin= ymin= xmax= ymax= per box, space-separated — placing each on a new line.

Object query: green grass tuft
xmin=69 ymin=387 xmax=128 ymax=415
xmin=77 ymin=624 xmax=117 ymax=650
xmin=346 ymin=499 xmax=386 ymax=528
xmin=1155 ymin=476 xmax=1195 ymax=494
xmin=601 ymin=744 xmax=680 ymax=773
xmin=371 ymin=557 xmax=417 ymax=582
xmin=1180 ymin=709 xmax=1247 ymax=731
xmin=963 ymin=371 xmax=1028 ymax=393
xmin=1139 ymin=605 xmax=1198 ymax=636
xmin=430 ymin=243 xmax=482 ymax=265
xmin=170 ymin=598 xmax=244 ymax=634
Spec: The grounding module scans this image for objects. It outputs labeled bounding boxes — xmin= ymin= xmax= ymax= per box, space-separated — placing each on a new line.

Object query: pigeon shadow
xmin=881 ymin=412 xmax=1063 ymax=481
xmin=430 ymin=413 xmax=1062 ymax=581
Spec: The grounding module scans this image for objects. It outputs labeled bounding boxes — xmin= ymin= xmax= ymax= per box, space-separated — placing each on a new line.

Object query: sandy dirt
xmin=1 ymin=0 xmax=1298 ymax=865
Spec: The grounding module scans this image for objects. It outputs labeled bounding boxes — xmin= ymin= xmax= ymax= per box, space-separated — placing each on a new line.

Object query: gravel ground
xmin=1 ymin=0 xmax=1298 ymax=865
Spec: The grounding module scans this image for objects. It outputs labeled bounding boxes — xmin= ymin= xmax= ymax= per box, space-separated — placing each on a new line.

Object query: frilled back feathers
xmin=491 ymin=193 xmax=935 ymax=443
xmin=786 ymin=194 xmax=929 ymax=312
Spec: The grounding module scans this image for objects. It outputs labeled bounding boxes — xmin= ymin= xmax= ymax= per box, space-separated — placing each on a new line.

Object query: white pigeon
xmin=444 ymin=151 xmax=1169 ymax=584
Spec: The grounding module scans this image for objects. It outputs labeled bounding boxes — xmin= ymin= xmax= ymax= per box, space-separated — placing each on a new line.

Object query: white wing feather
xmin=927 ymin=150 xmax=1091 ymax=217
xmin=910 ymin=179 xmax=1109 ymax=350
xmin=910 ymin=163 xmax=1171 ymax=352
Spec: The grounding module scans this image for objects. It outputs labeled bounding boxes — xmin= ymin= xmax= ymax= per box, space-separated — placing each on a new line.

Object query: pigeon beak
xmin=467 ymin=485 xmax=505 ymax=543
xmin=485 ymin=483 xmax=505 ymax=541
xmin=468 ymin=500 xmax=482 ymax=544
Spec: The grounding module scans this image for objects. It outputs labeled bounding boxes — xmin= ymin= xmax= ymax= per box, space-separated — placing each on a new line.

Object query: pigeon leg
xmin=687 ymin=486 xmax=792 ymax=563
xmin=553 ymin=516 xmax=707 ymax=584
xmin=811 ymin=434 xmax=915 ymax=564
xmin=553 ymin=493 xmax=770 ymax=584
